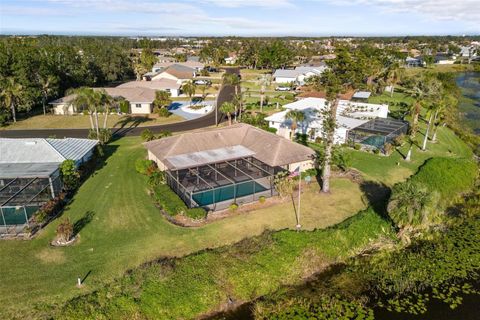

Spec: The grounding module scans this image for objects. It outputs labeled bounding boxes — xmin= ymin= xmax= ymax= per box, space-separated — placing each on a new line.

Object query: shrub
xmin=185 ymin=208 xmax=207 ymax=220
xmin=229 ymin=203 xmax=239 ymax=212
xmin=274 ymin=172 xmax=296 ymax=198
xmin=157 ymin=130 xmax=172 ymax=139
xmin=141 ymin=129 xmax=155 ymax=142
xmin=393 ymin=134 xmax=405 ymax=147
xmin=88 ymin=128 xmax=112 ymax=144
xmin=383 ymin=142 xmax=393 ymax=155
xmin=259 ymin=196 xmax=266 ymax=203
xmin=119 ymin=100 xmax=130 ymax=114
xmin=373 ymin=148 xmax=380 ymax=154
xmin=152 ymin=184 xmax=187 ymax=216
xmin=56 ymin=218 xmax=74 ymax=243
xmin=354 ymin=143 xmax=361 ymax=150
xmin=135 ymin=159 xmax=155 ymax=175
xmin=148 ymin=171 xmax=165 ymax=187
xmin=265 ymin=127 xmax=277 ymax=134
xmin=155 ymin=106 xmax=171 ymax=117
xmin=60 ymin=159 xmax=80 ymax=191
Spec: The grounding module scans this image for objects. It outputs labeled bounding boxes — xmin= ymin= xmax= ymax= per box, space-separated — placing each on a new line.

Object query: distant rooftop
xmin=352 ymin=91 xmax=371 ymax=99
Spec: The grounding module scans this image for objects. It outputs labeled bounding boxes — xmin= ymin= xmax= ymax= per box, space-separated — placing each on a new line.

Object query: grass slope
xmin=0 ymin=137 xmax=364 ymax=318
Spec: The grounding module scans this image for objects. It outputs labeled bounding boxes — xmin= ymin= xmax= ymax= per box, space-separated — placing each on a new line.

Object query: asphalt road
xmin=0 ymin=68 xmax=240 ymax=139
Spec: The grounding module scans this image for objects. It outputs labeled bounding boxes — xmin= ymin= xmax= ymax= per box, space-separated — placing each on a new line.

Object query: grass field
xmin=0 ymin=137 xmax=366 ymax=318
xmin=2 ymin=114 xmax=183 ymax=130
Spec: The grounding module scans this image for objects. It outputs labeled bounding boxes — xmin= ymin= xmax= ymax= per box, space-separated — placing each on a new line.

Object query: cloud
xmin=199 ymin=0 xmax=294 ymax=8
xmin=332 ymin=0 xmax=480 ymax=22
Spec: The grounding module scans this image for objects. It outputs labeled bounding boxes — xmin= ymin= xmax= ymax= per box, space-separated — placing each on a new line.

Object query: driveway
xmin=0 ymin=68 xmax=240 ymax=138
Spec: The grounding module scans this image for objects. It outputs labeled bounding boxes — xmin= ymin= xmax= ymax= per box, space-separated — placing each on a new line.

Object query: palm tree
xmin=220 ymin=102 xmax=235 ymax=126
xmin=405 ymin=136 xmax=415 ymax=161
xmin=1 ymin=77 xmax=23 ymax=123
xmin=285 ymin=110 xmax=305 ymax=141
xmin=182 ymin=81 xmax=196 ymax=105
xmin=258 ymin=74 xmax=272 ymax=113
xmin=408 ymin=75 xmax=442 ymax=138
xmin=70 ymin=87 xmax=109 ymax=137
xmin=431 ymin=95 xmax=454 ymax=143
xmin=386 ymin=64 xmax=404 ymax=97
xmin=38 ymin=74 xmax=58 ymax=115
xmin=222 ymin=73 xmax=241 ymax=121
xmin=320 ymin=71 xmax=341 ymax=193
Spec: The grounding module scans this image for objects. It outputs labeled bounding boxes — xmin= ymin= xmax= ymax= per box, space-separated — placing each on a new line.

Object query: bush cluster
xmin=152 ymin=184 xmax=207 ymax=219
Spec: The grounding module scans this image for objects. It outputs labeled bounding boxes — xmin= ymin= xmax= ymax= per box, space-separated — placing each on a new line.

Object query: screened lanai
xmin=164 ymin=145 xmax=279 ymax=211
xmin=348 ymin=118 xmax=409 ymax=149
xmin=0 ymin=163 xmax=62 ymax=235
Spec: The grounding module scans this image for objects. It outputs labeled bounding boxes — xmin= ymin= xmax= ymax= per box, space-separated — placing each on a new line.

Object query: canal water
xmin=456 ymin=72 xmax=480 ymax=135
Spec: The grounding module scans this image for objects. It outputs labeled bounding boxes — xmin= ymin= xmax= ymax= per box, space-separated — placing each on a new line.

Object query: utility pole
xmin=296 ymin=166 xmax=302 ymax=230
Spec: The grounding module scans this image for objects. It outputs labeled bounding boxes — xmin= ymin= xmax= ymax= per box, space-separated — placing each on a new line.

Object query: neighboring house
xmin=459 ymin=45 xmax=477 ymax=58
xmin=144 ymin=123 xmax=315 ymax=211
xmin=50 ymin=87 xmax=157 ymax=115
xmin=405 ymin=56 xmax=424 ymax=68
xmin=224 ymin=54 xmax=237 ymax=65
xmin=265 ymin=97 xmax=389 ymax=144
xmin=152 ymin=61 xmax=204 ymax=73
xmin=273 ymin=66 xmax=327 ymax=84
xmin=116 ymin=78 xmax=181 ymax=97
xmin=0 ymin=138 xmax=98 ymax=232
xmin=434 ymin=55 xmax=456 ymax=65
xmin=150 ymin=64 xmax=196 ymax=84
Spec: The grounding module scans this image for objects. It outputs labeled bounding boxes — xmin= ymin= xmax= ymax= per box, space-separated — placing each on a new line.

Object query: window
xmin=136 ymin=104 xmax=142 ymax=109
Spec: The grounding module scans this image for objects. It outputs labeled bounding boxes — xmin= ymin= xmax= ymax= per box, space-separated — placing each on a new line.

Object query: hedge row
xmin=152 ymin=184 xmax=207 ymax=220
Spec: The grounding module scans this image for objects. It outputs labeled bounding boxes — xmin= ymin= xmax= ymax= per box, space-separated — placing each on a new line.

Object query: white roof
xmin=0 ymin=138 xmax=98 ymax=164
xmin=266 ymin=97 xmax=388 ymax=131
xmin=352 ymin=91 xmax=371 ymax=99
xmin=116 ymin=78 xmax=181 ymax=90
xmin=164 ymin=145 xmax=255 ymax=170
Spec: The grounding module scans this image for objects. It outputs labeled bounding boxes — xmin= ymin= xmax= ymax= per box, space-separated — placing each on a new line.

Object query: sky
xmin=0 ymin=0 xmax=479 ymax=36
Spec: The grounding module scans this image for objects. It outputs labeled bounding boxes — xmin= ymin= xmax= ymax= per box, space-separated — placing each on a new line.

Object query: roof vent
xmin=25 ymin=141 xmax=37 ymax=146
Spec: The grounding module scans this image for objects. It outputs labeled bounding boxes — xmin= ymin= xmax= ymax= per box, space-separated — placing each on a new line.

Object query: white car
xmin=194 ymin=79 xmax=211 ymax=85
xmin=275 ymin=86 xmax=292 ymax=91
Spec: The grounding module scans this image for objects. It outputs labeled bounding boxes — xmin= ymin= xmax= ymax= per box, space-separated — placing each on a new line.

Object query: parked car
xmin=194 ymin=79 xmax=212 ymax=85
xmin=275 ymin=86 xmax=293 ymax=91
xmin=206 ymin=66 xmax=218 ymax=72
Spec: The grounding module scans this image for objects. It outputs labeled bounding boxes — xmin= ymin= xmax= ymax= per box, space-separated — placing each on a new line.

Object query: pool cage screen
xmin=348 ymin=118 xmax=409 ymax=149
xmin=166 ymin=156 xmax=279 ymax=211
xmin=0 ymin=173 xmax=62 ymax=235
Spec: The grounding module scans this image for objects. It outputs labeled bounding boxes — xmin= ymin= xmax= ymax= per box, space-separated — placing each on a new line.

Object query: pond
xmin=456 ymin=72 xmax=480 ymax=135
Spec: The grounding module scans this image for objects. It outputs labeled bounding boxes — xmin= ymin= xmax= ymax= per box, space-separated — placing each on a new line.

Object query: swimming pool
xmin=192 ymin=181 xmax=267 ymax=206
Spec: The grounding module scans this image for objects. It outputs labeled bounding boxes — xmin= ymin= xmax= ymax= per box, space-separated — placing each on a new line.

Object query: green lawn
xmin=0 ymin=137 xmax=365 ymax=318
xmin=332 ymin=125 xmax=471 ymax=186
xmin=2 ymin=114 xmax=183 ymax=130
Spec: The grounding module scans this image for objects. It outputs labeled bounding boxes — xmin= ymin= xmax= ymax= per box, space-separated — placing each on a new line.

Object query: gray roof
xmin=0 ymin=163 xmax=59 ymax=178
xmin=0 ymin=138 xmax=98 ymax=164
xmin=273 ymin=69 xmax=301 ymax=78
xmin=352 ymin=91 xmax=371 ymax=99
xmin=164 ymin=145 xmax=255 ymax=170
xmin=46 ymin=138 xmax=98 ymax=162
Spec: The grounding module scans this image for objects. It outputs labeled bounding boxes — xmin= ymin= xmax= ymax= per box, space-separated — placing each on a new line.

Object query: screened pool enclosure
xmin=0 ymin=164 xmax=62 ymax=235
xmin=165 ymin=146 xmax=279 ymax=211
xmin=348 ymin=118 xmax=409 ymax=149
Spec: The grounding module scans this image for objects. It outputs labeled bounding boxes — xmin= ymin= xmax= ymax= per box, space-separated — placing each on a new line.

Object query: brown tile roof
xmin=116 ymin=79 xmax=181 ymax=90
xmin=144 ymin=123 xmax=315 ymax=169
xmin=163 ymin=64 xmax=195 ymax=79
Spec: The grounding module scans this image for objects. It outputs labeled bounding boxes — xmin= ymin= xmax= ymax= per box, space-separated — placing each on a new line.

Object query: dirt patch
xmin=35 ymin=248 xmax=66 ymax=264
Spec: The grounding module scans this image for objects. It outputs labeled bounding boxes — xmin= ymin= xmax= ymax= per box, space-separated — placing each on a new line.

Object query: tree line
xmin=0 ymin=36 xmax=134 ymax=124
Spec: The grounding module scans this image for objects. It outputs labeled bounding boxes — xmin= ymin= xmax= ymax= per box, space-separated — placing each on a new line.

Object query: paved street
xmin=0 ymin=68 xmax=240 ymax=139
